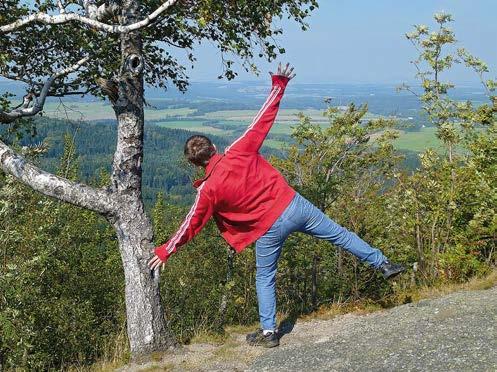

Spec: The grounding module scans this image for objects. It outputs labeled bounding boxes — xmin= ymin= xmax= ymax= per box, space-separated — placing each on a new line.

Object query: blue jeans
xmin=255 ymin=192 xmax=387 ymax=330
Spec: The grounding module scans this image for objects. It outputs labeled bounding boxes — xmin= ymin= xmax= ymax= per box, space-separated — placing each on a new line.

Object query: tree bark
xmin=415 ymin=209 xmax=425 ymax=275
xmin=217 ymin=247 xmax=235 ymax=329
xmin=0 ymin=0 xmax=178 ymax=34
xmin=112 ymin=201 xmax=176 ymax=358
xmin=0 ymin=139 xmax=114 ymax=214
xmin=106 ymin=0 xmax=176 ymax=359
xmin=311 ymin=252 xmax=318 ymax=309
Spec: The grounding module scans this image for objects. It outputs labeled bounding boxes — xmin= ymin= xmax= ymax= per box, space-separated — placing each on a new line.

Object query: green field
xmin=44 ymin=101 xmax=378 ymax=125
xmin=201 ymin=108 xmax=382 ymax=124
xmin=43 ymin=101 xmax=441 ymax=153
xmin=202 ymin=108 xmax=328 ymax=123
xmin=156 ymin=118 xmax=323 ymax=137
xmin=44 ymin=101 xmax=195 ymax=121
xmin=43 ymin=101 xmax=113 ymax=121
xmin=263 ymin=139 xmax=288 ymax=149
xmin=155 ymin=120 xmax=226 ymax=134
xmin=157 ymin=120 xmax=442 ymax=152
xmin=393 ymin=127 xmax=442 ymax=152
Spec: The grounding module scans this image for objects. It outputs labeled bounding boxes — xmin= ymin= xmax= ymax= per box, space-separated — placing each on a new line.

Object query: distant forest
xmin=1 ymin=117 xmax=423 ymax=209
xmin=1 ymin=118 xmax=291 ymax=207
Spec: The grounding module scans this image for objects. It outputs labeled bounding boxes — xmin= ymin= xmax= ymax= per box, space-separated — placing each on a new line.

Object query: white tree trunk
xmin=107 ymin=0 xmax=176 ymax=358
xmin=0 ymin=0 xmax=180 ymax=361
xmin=113 ymin=201 xmax=176 ymax=357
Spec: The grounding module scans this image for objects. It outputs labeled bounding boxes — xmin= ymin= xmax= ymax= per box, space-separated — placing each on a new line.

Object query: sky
xmin=8 ymin=0 xmax=497 ymax=86
xmin=182 ymin=0 xmax=497 ymax=85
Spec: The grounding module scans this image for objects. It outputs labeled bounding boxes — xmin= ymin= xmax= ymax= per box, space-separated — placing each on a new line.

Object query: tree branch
xmin=0 ymin=57 xmax=89 ymax=124
xmin=57 ymin=0 xmax=66 ymax=14
xmin=49 ymin=90 xmax=90 ymax=97
xmin=325 ymin=141 xmax=358 ymax=183
xmin=80 ymin=0 xmax=119 ymax=20
xmin=0 ymin=140 xmax=116 ymax=215
xmin=0 ymin=0 xmax=178 ymax=34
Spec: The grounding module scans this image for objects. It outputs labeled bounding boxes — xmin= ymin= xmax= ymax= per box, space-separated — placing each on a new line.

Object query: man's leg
xmin=255 ymin=220 xmax=284 ymax=332
xmin=292 ymin=194 xmax=387 ymax=268
xmin=247 ymin=215 xmax=287 ymax=347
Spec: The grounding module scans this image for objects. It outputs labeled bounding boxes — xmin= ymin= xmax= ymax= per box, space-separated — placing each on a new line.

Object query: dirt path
xmin=120 ymin=286 xmax=497 ymax=371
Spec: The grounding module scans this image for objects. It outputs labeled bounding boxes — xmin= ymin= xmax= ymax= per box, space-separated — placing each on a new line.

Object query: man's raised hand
xmin=270 ymin=62 xmax=296 ymax=80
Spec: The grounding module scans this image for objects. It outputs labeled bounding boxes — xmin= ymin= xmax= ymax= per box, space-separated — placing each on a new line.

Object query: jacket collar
xmin=193 ymin=153 xmax=223 ymax=189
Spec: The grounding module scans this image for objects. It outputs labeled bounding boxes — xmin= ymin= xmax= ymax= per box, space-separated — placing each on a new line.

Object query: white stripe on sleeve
xmin=224 ymin=86 xmax=281 ymax=153
xmin=165 ymin=182 xmax=206 ymax=254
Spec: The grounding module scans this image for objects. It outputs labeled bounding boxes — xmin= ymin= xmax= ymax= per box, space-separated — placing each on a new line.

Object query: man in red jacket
xmin=148 ymin=63 xmax=405 ymax=348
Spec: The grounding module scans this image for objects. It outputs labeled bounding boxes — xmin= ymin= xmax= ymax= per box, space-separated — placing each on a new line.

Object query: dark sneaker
xmin=379 ymin=260 xmax=406 ymax=279
xmin=246 ymin=328 xmax=263 ymax=343
xmin=246 ymin=329 xmax=279 ymax=348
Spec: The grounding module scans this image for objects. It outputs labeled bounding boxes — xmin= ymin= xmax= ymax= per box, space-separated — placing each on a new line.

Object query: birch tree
xmin=0 ymin=0 xmax=317 ymax=359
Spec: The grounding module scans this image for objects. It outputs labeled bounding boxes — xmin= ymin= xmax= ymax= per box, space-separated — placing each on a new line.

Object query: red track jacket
xmin=155 ymin=75 xmax=296 ymax=262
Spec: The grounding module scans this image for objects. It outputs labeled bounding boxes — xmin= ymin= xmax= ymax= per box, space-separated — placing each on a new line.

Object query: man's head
xmin=184 ymin=135 xmax=216 ymax=167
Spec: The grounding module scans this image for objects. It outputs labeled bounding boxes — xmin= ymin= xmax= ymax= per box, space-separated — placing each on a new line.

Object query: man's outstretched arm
xmin=225 ymin=63 xmax=296 ymax=154
xmin=148 ymin=183 xmax=214 ymax=270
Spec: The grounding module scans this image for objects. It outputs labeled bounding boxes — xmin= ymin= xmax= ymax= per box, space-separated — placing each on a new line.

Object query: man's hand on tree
xmin=148 ymin=254 xmax=166 ymax=271
xmin=149 ymin=243 xmax=177 ymax=271
xmin=270 ymin=62 xmax=296 ymax=80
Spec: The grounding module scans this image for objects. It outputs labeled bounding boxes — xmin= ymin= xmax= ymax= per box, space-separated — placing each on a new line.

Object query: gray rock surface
xmin=249 ymin=287 xmax=497 ymax=372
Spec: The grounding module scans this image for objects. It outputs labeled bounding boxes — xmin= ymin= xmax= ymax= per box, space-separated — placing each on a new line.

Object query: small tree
xmin=394 ymin=13 xmax=497 ymax=280
xmin=273 ymin=103 xmax=399 ymax=308
xmin=0 ymin=0 xmax=318 ymax=359
xmin=0 ymin=142 xmax=125 ymax=369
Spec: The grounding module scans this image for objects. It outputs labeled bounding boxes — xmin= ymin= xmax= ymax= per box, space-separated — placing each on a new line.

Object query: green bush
xmin=0 ymin=165 xmax=124 ymax=369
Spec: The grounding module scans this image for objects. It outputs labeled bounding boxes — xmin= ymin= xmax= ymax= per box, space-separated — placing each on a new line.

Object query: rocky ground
xmin=121 ymin=285 xmax=497 ymax=372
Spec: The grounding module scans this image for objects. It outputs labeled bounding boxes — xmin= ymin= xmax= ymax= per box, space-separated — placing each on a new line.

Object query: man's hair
xmin=184 ymin=135 xmax=216 ymax=166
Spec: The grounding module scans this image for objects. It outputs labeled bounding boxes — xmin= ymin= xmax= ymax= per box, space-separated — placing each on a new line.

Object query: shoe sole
xmin=247 ymin=340 xmax=280 ymax=348
xmin=246 ymin=330 xmax=280 ymax=346
xmin=383 ymin=268 xmax=406 ymax=280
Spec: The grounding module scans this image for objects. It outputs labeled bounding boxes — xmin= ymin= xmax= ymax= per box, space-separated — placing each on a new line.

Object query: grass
xmin=152 ymin=110 xmax=442 ymax=153
xmin=155 ymin=115 xmax=302 ymax=137
xmin=202 ymin=108 xmax=328 ymax=123
xmin=393 ymin=127 xmax=442 ymax=152
xmin=42 ymin=99 xmax=440 ymax=153
xmin=400 ymin=269 xmax=497 ymax=302
xmin=300 ymin=268 xmax=497 ymax=322
xmin=210 ymin=337 xmax=243 ymax=360
xmin=44 ymin=101 xmax=114 ymax=121
xmin=144 ymin=107 xmax=196 ymax=120
xmin=189 ymin=330 xmax=229 ymax=345
xmin=139 ymin=365 xmax=174 ymax=372
xmin=153 ymin=112 xmax=442 ymax=153
xmin=263 ymin=139 xmax=287 ymax=149
xmin=42 ymin=101 xmax=375 ymax=128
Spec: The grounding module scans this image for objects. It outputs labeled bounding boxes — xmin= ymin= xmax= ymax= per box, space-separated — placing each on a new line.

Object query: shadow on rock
xmin=278 ymin=312 xmax=299 ymax=339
